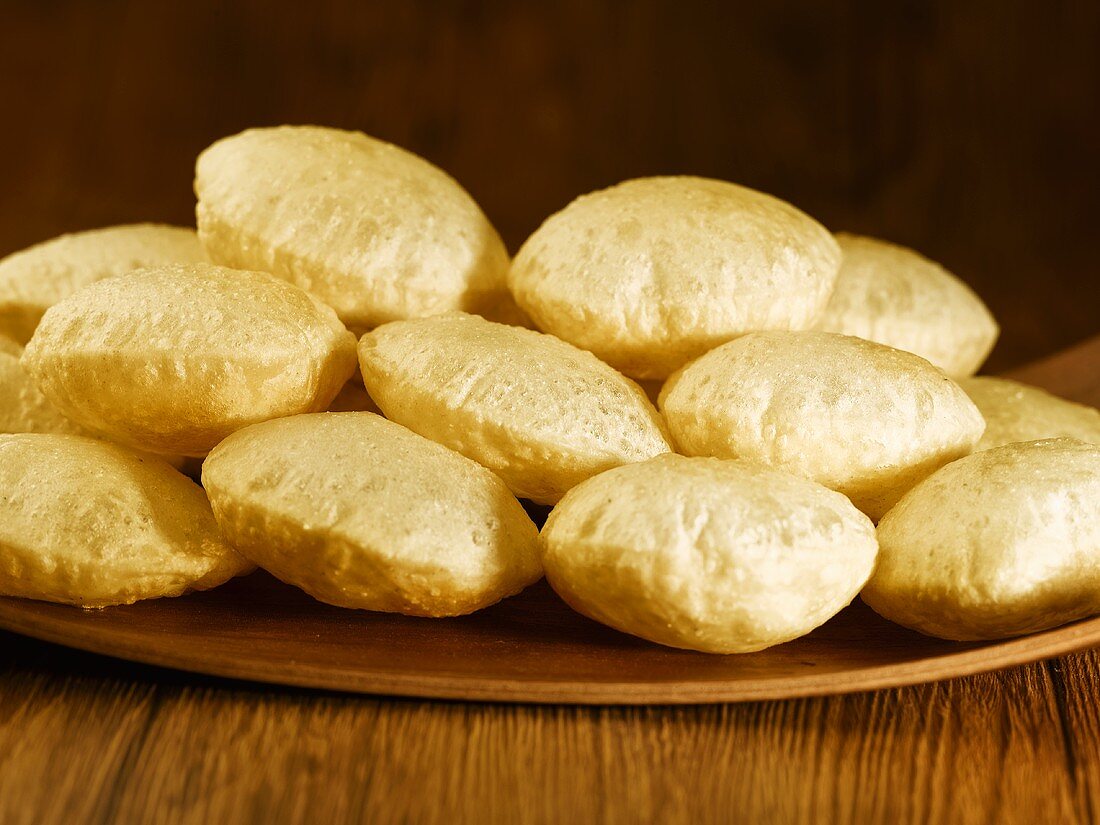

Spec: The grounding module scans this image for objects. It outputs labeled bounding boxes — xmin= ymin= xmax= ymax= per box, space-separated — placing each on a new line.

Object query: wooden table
xmin=1 ymin=628 xmax=1097 ymax=823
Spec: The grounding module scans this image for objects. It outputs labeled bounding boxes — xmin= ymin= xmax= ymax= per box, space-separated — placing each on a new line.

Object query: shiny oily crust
xmin=195 ymin=125 xmax=515 ymax=333
xmin=863 ymin=439 xmax=1100 ymax=640
xmin=0 ymin=434 xmax=250 ymax=607
xmin=22 ymin=263 xmax=357 ymax=457
xmin=202 ymin=413 xmax=542 ymax=617
xmin=509 ymin=176 xmax=841 ymax=379
xmin=816 ymin=233 xmax=999 ymax=377
xmin=659 ymin=331 xmax=985 ymax=520
xmin=358 ymin=312 xmax=672 ymax=504
xmin=541 ymin=454 xmax=878 ymax=653
xmin=0 ymin=347 xmax=188 ymax=470
xmin=1 ymin=347 xmax=84 ymax=436
xmin=960 ymin=376 xmax=1100 ymax=451
xmin=0 ymin=224 xmax=206 ymax=345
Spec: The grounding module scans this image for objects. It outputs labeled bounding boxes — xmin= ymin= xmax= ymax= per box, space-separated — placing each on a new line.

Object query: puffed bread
xmin=0 ymin=347 xmax=188 ymax=470
xmin=195 ymin=125 xmax=516 ymax=334
xmin=863 ymin=439 xmax=1100 ymax=640
xmin=541 ymin=454 xmax=878 ymax=653
xmin=0 ymin=224 xmax=206 ymax=344
xmin=358 ymin=312 xmax=672 ymax=504
xmin=0 ymin=433 xmax=250 ymax=607
xmin=960 ymin=376 xmax=1100 ymax=450
xmin=509 ymin=176 xmax=840 ymax=379
xmin=22 ymin=263 xmax=357 ymax=456
xmin=659 ymin=331 xmax=985 ymax=520
xmin=816 ymin=233 xmax=998 ymax=376
xmin=202 ymin=412 xmax=542 ymax=617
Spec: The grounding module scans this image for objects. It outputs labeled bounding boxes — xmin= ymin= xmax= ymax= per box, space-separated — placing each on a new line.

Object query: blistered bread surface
xmin=21 ymin=263 xmax=357 ymax=456
xmin=659 ymin=330 xmax=985 ymax=520
xmin=960 ymin=376 xmax=1100 ymax=451
xmin=541 ymin=454 xmax=878 ymax=653
xmin=0 ymin=433 xmax=250 ymax=607
xmin=202 ymin=412 xmax=542 ymax=616
xmin=0 ymin=224 xmax=206 ymax=344
xmin=195 ymin=125 xmax=512 ymax=333
xmin=863 ymin=438 xmax=1100 ymax=640
xmin=358 ymin=312 xmax=672 ymax=504
xmin=509 ymin=176 xmax=841 ymax=379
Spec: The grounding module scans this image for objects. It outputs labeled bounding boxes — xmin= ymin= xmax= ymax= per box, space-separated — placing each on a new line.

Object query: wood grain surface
xmin=1 ymin=631 xmax=1098 ymax=824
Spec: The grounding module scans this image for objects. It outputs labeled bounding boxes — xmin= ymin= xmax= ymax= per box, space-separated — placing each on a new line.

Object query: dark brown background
xmin=1 ymin=0 xmax=1097 ymax=371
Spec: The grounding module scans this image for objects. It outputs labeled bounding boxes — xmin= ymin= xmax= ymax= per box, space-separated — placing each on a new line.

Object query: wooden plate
xmin=1 ymin=337 xmax=1097 ymax=705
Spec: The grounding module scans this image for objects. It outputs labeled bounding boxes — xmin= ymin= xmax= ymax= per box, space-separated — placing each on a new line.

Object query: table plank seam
xmin=94 ymin=687 xmax=164 ymax=825
xmin=1044 ymin=660 xmax=1082 ymax=811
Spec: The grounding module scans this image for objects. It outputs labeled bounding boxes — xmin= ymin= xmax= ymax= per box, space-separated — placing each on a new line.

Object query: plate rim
xmin=2 ymin=591 xmax=1100 ymax=704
